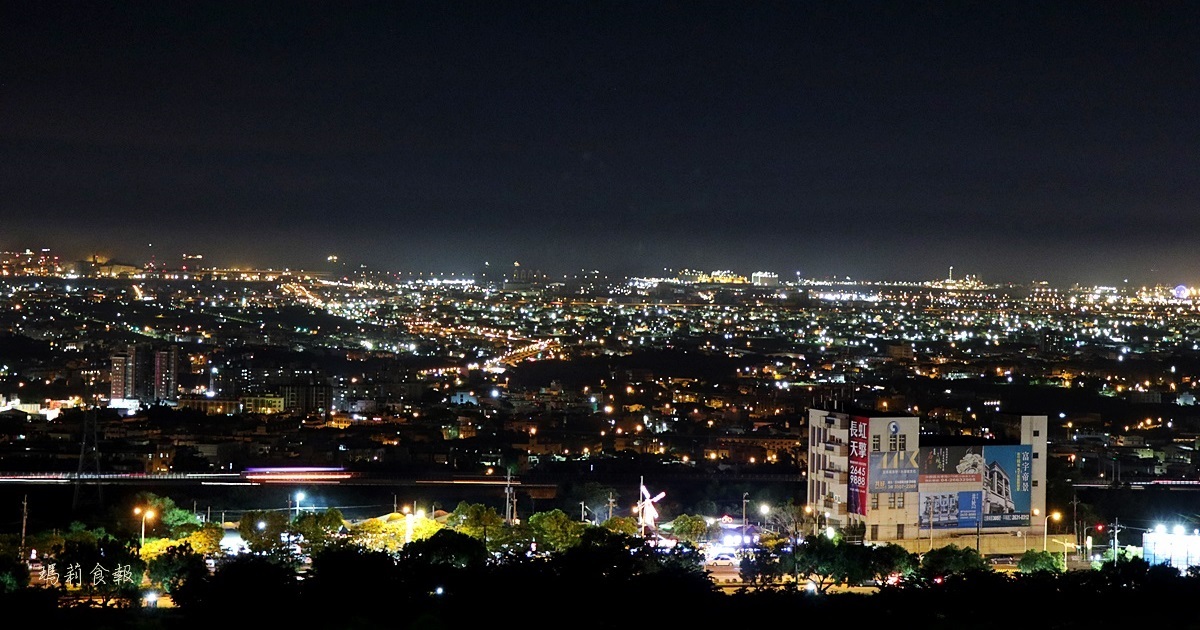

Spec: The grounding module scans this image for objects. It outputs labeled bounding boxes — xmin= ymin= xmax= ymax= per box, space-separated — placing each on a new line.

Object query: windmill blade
xmin=641 ymin=485 xmax=652 ymax=500
xmin=651 ymin=491 xmax=666 ymax=503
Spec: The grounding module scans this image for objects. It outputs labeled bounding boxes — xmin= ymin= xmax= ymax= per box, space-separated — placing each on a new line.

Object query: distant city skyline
xmin=5 ymin=2 xmax=1199 ymax=287
xmin=5 ymin=244 xmax=1198 ymax=292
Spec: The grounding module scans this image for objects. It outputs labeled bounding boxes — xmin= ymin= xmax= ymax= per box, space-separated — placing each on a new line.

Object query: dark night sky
xmin=3 ymin=1 xmax=1198 ymax=285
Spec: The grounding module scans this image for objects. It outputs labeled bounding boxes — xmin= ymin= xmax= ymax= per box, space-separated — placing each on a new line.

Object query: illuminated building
xmin=807 ymin=407 xmax=1049 ymax=555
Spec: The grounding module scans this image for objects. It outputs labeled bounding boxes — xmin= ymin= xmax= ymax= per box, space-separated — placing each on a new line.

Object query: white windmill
xmin=635 ymin=476 xmax=666 ymax=536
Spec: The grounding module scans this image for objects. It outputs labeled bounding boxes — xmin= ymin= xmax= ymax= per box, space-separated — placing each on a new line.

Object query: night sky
xmin=3 ymin=1 xmax=1198 ymax=286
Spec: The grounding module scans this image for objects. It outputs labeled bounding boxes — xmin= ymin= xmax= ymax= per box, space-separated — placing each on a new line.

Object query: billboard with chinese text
xmin=848 ymin=416 xmax=869 ymax=515
xmin=868 ymin=450 xmax=919 ymax=493
xmin=918 ymin=445 xmax=984 ymax=484
xmin=916 ymin=443 xmax=1032 ymax=529
xmin=981 ymin=444 xmax=1032 ymax=528
xmin=919 ymin=490 xmax=980 ymax=529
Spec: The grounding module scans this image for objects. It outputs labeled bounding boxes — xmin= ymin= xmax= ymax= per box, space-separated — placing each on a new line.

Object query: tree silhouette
xmin=191 ymin=554 xmax=300 ymax=620
xmin=146 ymin=542 xmax=208 ymax=606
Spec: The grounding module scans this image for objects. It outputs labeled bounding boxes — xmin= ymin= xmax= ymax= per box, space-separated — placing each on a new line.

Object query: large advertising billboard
xmin=981 ymin=445 xmax=1032 ymax=528
xmin=917 ymin=443 xmax=1033 ymax=529
xmin=848 ymin=416 xmax=869 ymax=516
xmin=919 ymin=490 xmax=980 ymax=529
xmin=919 ymin=445 xmax=984 ymax=483
xmin=868 ymin=450 xmax=919 ymax=493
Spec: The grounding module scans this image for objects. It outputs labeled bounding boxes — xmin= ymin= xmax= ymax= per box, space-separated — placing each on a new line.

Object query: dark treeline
xmin=3 ymin=528 xmax=1198 ymax=630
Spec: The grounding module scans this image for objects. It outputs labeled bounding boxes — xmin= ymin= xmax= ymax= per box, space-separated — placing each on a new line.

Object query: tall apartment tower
xmin=152 ymin=345 xmax=179 ymax=402
xmin=109 ymin=343 xmax=179 ymax=404
xmin=109 ymin=349 xmax=137 ymax=401
xmin=807 ymin=407 xmax=1048 ymax=556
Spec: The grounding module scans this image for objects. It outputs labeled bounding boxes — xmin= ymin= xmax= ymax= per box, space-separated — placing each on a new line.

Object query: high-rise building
xmin=281 ymin=380 xmax=332 ymax=421
xmin=109 ymin=350 xmax=136 ymax=401
xmin=807 ymin=407 xmax=1048 ymax=555
xmin=152 ymin=345 xmax=179 ymax=402
xmin=109 ymin=343 xmax=179 ymax=405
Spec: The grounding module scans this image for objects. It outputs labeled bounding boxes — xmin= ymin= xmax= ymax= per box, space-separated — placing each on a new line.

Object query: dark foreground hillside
xmin=7 ymin=570 xmax=1200 ymax=630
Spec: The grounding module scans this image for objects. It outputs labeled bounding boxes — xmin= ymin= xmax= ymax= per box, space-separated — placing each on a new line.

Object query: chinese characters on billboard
xmin=848 ymin=416 xmax=869 ymax=516
xmin=868 ymin=450 xmax=919 ymax=493
xmin=916 ymin=444 xmax=1032 ymax=529
xmin=919 ymin=490 xmax=980 ymax=529
xmin=919 ymin=446 xmax=984 ymax=483
xmin=981 ymin=445 xmax=1032 ymax=527
xmin=851 ymin=419 xmax=1032 ymax=530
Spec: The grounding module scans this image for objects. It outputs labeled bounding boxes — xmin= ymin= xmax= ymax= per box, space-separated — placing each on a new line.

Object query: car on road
xmin=707 ymin=553 xmax=737 ymax=566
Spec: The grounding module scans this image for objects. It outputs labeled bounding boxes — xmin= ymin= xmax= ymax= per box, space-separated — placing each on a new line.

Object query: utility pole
xmin=20 ymin=495 xmax=28 ymax=562
xmin=976 ymin=474 xmax=984 ymax=552
xmin=927 ymin=495 xmax=934 ymax=552
xmin=607 ymin=492 xmax=615 ymax=521
xmin=1069 ymin=492 xmax=1082 ymax=557
xmin=504 ymin=469 xmax=515 ymax=524
xmin=742 ymin=492 xmax=749 ymax=550
xmin=975 ymin=508 xmax=982 ymax=551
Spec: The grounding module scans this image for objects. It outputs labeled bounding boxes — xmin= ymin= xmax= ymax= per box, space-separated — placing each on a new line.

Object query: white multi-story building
xmin=807 ymin=407 xmax=1049 ymax=555
xmin=751 ymin=271 xmax=779 ymax=287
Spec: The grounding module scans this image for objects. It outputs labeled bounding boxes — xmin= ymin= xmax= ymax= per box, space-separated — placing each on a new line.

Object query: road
xmin=703 ymin=561 xmax=880 ymax=594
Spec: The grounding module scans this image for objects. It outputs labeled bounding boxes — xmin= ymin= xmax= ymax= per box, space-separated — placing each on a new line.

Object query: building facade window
xmin=872 ymin=435 xmax=881 ymax=452
xmin=899 ymin=434 xmax=907 ymax=451
xmin=870 ymin=494 xmax=879 ymax=510
xmin=887 ymin=494 xmax=896 ymax=509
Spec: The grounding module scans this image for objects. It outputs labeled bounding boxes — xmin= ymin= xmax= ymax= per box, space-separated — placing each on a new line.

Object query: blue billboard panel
xmin=868 ymin=450 xmax=919 ymax=493
xmin=981 ymin=445 xmax=1032 ymax=528
xmin=919 ymin=490 xmax=980 ymax=530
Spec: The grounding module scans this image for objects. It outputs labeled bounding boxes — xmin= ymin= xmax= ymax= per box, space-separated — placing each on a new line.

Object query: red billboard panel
xmin=848 ymin=416 xmax=869 ymax=516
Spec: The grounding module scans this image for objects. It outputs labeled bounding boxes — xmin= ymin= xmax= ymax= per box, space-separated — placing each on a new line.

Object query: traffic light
xmin=1095 ymin=523 xmax=1104 ymax=532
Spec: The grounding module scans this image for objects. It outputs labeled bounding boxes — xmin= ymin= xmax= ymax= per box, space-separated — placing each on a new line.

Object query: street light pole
xmin=134 ymin=507 xmax=155 ymax=549
xmin=1043 ymin=510 xmax=1061 ymax=552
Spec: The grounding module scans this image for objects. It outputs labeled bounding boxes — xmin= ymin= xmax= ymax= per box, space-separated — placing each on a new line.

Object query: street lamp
xmin=294 ymin=491 xmax=305 ymax=517
xmin=1041 ymin=509 xmax=1062 ymax=552
xmin=134 ymin=507 xmax=155 ymax=548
